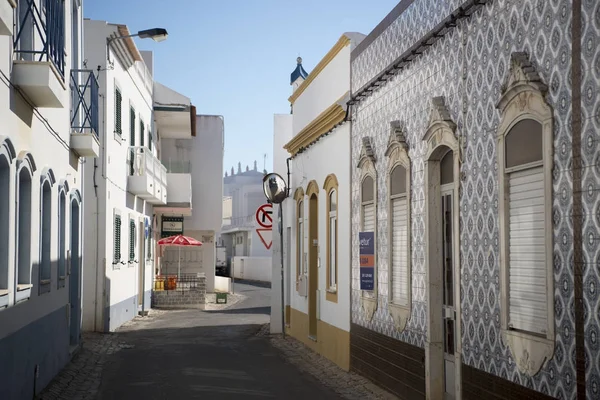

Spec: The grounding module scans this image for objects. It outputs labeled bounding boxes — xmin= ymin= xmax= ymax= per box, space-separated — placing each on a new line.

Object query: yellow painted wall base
xmin=286 ymin=307 xmax=350 ymax=371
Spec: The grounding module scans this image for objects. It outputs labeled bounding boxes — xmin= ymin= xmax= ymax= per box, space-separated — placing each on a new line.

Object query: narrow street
xmin=41 ymin=281 xmax=342 ymax=400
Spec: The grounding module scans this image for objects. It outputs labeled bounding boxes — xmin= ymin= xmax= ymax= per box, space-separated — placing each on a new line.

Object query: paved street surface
xmin=38 ymin=281 xmax=342 ymax=399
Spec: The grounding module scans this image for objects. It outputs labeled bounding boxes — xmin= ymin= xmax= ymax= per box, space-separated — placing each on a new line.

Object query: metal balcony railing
xmin=162 ymin=159 xmax=191 ymax=174
xmin=14 ymin=0 xmax=65 ymax=78
xmin=128 ymin=146 xmax=167 ymax=183
xmin=70 ymin=70 xmax=99 ymax=137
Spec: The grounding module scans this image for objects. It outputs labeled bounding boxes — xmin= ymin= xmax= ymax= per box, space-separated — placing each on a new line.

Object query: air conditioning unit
xmin=297 ymin=274 xmax=308 ymax=297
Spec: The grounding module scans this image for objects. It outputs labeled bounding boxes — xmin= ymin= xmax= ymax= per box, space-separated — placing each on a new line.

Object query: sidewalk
xmin=260 ymin=325 xmax=398 ymax=400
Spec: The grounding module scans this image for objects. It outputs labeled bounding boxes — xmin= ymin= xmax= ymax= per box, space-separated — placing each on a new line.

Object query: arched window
xmin=39 ymin=169 xmax=55 ymax=294
xmin=389 ymin=165 xmax=408 ymax=306
xmin=504 ymin=119 xmax=545 ymax=334
xmin=58 ymin=182 xmax=68 ymax=288
xmin=15 ymin=153 xmax=36 ymax=302
xmin=0 ymin=138 xmax=15 ymax=308
xmin=323 ymin=174 xmax=339 ymax=302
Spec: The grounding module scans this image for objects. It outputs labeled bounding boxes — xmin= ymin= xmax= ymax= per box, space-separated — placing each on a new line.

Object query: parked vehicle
xmin=216 ymin=246 xmax=228 ymax=276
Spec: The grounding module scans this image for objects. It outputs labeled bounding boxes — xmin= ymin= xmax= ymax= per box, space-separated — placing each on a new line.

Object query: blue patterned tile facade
xmin=581 ymin=1 xmax=600 ymax=399
xmin=349 ymin=0 xmax=592 ymax=398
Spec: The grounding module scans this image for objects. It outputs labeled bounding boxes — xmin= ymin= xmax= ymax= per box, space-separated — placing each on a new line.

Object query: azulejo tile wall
xmin=349 ymin=0 xmax=589 ymax=398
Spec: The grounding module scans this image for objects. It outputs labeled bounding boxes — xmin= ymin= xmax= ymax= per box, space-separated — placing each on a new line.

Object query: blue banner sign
xmin=359 ymin=231 xmax=375 ymax=291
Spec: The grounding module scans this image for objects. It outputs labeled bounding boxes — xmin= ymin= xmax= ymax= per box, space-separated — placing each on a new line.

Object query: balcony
xmin=12 ymin=0 xmax=66 ymax=108
xmin=154 ymin=160 xmax=192 ymax=216
xmin=127 ymin=147 xmax=167 ymax=205
xmin=153 ymin=81 xmax=195 ymax=139
xmin=0 ymin=0 xmax=16 ymax=36
xmin=70 ymin=70 xmax=99 ymax=158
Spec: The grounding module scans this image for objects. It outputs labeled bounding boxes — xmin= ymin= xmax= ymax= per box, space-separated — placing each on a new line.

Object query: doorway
xmin=441 ymin=179 xmax=456 ymax=399
xmin=138 ymin=220 xmax=145 ymax=310
xmin=308 ymin=193 xmax=318 ymax=339
xmin=69 ymin=199 xmax=81 ymax=347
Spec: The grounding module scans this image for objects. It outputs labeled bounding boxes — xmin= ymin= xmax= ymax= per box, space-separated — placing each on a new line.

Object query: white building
xmin=158 ymin=114 xmax=224 ymax=293
xmin=81 ymin=19 xmax=161 ymax=333
xmin=0 ymin=0 xmax=92 ymax=398
xmin=271 ymin=33 xmax=364 ymax=371
xmin=221 ymin=162 xmax=270 ymax=261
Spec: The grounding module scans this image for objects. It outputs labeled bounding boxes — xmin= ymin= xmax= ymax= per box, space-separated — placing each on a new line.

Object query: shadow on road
xmin=231 ymin=279 xmax=272 ymax=289
xmin=203 ymin=306 xmax=271 ymax=315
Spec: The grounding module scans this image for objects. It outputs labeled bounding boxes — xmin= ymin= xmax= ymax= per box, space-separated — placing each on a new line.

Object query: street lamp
xmin=107 ymin=27 xmax=169 ymax=63
xmin=262 ymin=172 xmax=288 ymax=338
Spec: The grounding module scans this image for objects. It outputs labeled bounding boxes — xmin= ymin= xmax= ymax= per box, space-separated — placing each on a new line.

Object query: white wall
xmin=186 ymin=115 xmax=223 ymax=235
xmin=0 ymin=0 xmax=84 ymax=338
xmin=271 ymin=114 xmax=293 ymax=333
xmin=232 ymin=257 xmax=272 ymax=282
xmin=82 ymin=20 xmax=155 ymax=332
xmin=214 ymin=276 xmax=232 ymax=293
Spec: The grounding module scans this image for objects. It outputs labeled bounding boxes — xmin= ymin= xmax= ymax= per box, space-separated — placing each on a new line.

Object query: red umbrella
xmin=157 ymin=235 xmax=202 ymax=280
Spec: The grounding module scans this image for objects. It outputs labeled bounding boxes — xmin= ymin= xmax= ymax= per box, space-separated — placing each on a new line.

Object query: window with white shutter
xmin=505 ymin=119 xmax=547 ymax=335
xmin=328 ymin=189 xmax=337 ymax=290
xmin=390 ymin=165 xmax=409 ymax=306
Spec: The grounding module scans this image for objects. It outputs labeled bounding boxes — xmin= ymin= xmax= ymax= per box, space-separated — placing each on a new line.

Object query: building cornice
xmin=288 ymin=34 xmax=351 ymax=105
xmin=284 ymin=93 xmax=348 ymax=156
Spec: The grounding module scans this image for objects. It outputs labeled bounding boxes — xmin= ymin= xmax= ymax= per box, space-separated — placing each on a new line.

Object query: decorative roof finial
xmin=246 ymin=165 xmax=249 ymax=172
xmin=237 ymin=162 xmax=242 ymax=174
xmin=253 ymin=160 xmax=257 ymax=171
xmin=231 ymin=166 xmax=234 ymax=176
xmin=290 ymin=56 xmax=309 ymax=85
xmin=297 ymin=57 xmax=302 ymax=64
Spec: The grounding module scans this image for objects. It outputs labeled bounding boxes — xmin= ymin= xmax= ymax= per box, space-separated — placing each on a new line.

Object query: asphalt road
xmin=96 ymin=280 xmax=341 ymax=399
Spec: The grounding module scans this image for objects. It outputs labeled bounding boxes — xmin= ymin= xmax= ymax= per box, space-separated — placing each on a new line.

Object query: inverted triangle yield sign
xmin=256 ymin=228 xmax=272 ymax=250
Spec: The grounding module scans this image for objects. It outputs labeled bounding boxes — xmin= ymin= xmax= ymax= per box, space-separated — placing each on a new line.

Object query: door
xmin=138 ymin=221 xmax=145 ymax=309
xmin=308 ymin=194 xmax=318 ymax=339
xmin=69 ymin=200 xmax=81 ymax=347
xmin=441 ymin=184 xmax=456 ymax=399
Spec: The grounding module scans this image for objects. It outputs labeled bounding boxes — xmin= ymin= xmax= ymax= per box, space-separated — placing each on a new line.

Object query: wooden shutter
xmin=362 ymin=203 xmax=375 ymax=232
xmin=114 ymin=215 xmax=121 ymax=261
xmin=148 ymin=129 xmax=153 ymax=151
xmin=391 ymin=197 xmax=409 ymax=305
xmin=115 ymin=89 xmax=122 ymax=135
xmin=129 ymin=219 xmax=136 ymax=261
xmin=140 ymin=120 xmax=145 ymax=147
xmin=129 ymin=107 xmax=136 ymax=145
xmin=508 ymin=166 xmax=546 ymax=334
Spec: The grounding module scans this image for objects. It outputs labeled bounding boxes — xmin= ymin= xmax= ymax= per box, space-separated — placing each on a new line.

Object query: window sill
xmin=325 ymin=289 xmax=338 ymax=303
xmin=389 ymin=303 xmax=411 ymax=332
xmin=114 ymin=132 xmax=123 ymax=144
xmin=360 ymin=295 xmax=377 ymax=321
xmin=16 ymin=285 xmax=32 ymax=303
xmin=0 ymin=290 xmax=9 ymax=309
xmin=58 ymin=276 xmax=66 ymax=288
xmin=501 ymin=329 xmax=554 ymax=377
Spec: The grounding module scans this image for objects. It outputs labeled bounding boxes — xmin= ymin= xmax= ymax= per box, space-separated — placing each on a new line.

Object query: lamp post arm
xmin=106 ymin=33 xmax=140 ymax=63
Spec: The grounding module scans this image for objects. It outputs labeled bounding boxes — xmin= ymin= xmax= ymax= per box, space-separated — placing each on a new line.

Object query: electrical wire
xmin=0 ymin=67 xmax=71 ymax=151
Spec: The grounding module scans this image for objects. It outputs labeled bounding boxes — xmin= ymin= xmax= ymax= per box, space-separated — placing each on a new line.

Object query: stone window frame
xmin=293 ymin=187 xmax=305 ymax=289
xmin=15 ymin=151 xmax=37 ymax=303
xmin=422 ymin=97 xmax=462 ymax=400
xmin=323 ymin=173 xmax=339 ymax=303
xmin=357 ymin=136 xmax=377 ymax=321
xmin=0 ymin=137 xmax=16 ymax=309
xmin=496 ymin=52 xmax=555 ymax=377
xmin=38 ymin=167 xmax=56 ymax=295
xmin=385 ymin=122 xmax=412 ymax=332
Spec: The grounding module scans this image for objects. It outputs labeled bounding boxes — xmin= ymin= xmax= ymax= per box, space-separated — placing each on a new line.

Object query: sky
xmin=84 ymin=0 xmax=398 ymax=174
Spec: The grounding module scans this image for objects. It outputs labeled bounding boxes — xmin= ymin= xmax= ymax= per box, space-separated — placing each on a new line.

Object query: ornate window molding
xmin=422 ymin=97 xmax=462 ymax=399
xmin=323 ymin=174 xmax=339 ymax=303
xmin=385 ymin=121 xmax=412 ymax=332
xmin=294 ymin=187 xmax=305 ymax=289
xmin=357 ymin=136 xmax=377 ymax=321
xmin=496 ymin=52 xmax=554 ymax=377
